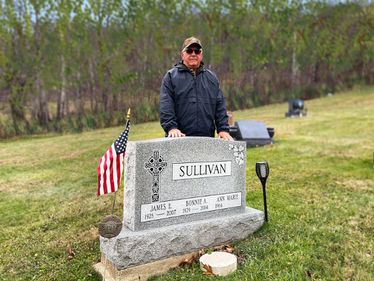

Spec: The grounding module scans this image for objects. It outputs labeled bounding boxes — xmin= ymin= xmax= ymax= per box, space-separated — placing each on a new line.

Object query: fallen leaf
xmin=212 ymin=244 xmax=235 ymax=253
xmin=67 ymin=248 xmax=75 ymax=256
xmin=202 ymin=263 xmax=215 ymax=276
xmin=179 ymin=254 xmax=198 ymax=267
xmin=224 ymin=246 xmax=235 ymax=253
xmin=67 ymin=247 xmax=76 ymax=260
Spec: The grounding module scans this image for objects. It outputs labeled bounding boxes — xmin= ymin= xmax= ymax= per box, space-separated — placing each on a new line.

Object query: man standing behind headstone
xmin=160 ymin=37 xmax=233 ymax=141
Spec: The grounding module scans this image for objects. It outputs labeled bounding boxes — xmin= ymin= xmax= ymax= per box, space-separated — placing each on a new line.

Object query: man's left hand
xmin=218 ymin=131 xmax=234 ymax=141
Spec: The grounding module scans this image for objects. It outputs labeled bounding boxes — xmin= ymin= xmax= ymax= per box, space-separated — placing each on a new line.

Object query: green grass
xmin=1 ymin=86 xmax=373 ymax=281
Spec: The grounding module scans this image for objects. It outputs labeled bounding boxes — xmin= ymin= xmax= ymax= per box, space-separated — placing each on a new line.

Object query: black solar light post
xmin=256 ymin=161 xmax=269 ymax=222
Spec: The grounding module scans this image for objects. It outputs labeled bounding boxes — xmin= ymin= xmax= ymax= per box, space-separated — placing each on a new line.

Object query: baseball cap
xmin=181 ymin=37 xmax=202 ymax=52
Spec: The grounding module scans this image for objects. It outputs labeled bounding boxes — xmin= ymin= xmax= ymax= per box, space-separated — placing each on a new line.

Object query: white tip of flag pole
xmin=200 ymin=251 xmax=237 ymax=276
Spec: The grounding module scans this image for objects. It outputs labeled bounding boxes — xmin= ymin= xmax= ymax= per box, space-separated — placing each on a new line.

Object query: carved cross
xmin=144 ymin=151 xmax=167 ymax=202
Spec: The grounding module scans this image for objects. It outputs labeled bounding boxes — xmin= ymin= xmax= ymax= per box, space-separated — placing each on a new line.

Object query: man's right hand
xmin=168 ymin=129 xmax=186 ymax=138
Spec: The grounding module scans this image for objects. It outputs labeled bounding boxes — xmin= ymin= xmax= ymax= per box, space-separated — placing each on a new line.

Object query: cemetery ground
xmin=0 ymin=86 xmax=373 ymax=281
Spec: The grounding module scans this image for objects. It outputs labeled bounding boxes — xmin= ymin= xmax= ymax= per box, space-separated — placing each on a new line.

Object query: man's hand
xmin=168 ymin=129 xmax=186 ymax=138
xmin=218 ymin=131 xmax=233 ymax=141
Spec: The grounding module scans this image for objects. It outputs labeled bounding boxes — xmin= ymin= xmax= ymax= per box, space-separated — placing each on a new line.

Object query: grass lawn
xmin=0 ymin=86 xmax=373 ymax=281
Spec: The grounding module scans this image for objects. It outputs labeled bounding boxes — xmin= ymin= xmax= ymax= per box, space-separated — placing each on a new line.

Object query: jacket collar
xmin=175 ymin=61 xmax=205 ymax=75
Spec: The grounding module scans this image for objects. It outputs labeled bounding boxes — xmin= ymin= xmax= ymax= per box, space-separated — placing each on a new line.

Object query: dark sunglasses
xmin=185 ymin=48 xmax=202 ymax=55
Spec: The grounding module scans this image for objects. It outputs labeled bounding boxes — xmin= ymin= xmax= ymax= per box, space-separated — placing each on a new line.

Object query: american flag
xmin=97 ymin=120 xmax=130 ymax=196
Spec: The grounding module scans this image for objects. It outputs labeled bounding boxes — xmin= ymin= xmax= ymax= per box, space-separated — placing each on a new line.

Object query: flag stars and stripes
xmin=114 ymin=124 xmax=130 ymax=155
xmin=97 ymin=121 xmax=131 ymax=196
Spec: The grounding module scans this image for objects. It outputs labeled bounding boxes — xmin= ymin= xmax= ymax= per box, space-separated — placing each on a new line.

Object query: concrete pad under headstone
xmin=94 ymin=252 xmax=198 ymax=281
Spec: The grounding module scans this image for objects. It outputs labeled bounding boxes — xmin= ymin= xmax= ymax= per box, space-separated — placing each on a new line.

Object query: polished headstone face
xmin=123 ymin=137 xmax=247 ymax=231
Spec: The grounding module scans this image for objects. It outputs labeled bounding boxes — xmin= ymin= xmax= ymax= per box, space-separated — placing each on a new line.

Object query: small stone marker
xmin=200 ymin=251 xmax=237 ymax=276
xmin=95 ymin=137 xmax=264 ymax=280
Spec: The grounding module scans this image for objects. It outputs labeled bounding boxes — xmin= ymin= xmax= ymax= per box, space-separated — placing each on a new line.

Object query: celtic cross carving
xmin=144 ymin=151 xmax=167 ymax=202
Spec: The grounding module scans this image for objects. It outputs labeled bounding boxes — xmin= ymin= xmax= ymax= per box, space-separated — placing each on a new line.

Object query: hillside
xmin=0 ymin=86 xmax=373 ymax=280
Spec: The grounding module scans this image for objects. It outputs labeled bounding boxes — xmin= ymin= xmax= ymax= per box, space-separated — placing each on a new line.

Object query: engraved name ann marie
xmin=141 ymin=192 xmax=242 ymax=222
xmin=172 ymin=161 xmax=232 ymax=180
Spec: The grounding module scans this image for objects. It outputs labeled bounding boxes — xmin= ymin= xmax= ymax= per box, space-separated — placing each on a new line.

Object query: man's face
xmin=181 ymin=44 xmax=203 ymax=70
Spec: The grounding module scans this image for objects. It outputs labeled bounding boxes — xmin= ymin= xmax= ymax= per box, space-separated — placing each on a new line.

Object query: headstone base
xmin=94 ymin=252 xmax=197 ymax=281
xmin=100 ymin=207 xmax=264 ymax=270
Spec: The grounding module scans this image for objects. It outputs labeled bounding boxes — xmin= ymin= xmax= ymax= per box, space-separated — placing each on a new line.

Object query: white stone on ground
xmin=199 ymin=251 xmax=237 ymax=276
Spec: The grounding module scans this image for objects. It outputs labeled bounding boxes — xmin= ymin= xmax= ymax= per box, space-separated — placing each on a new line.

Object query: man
xmin=160 ymin=37 xmax=233 ymax=141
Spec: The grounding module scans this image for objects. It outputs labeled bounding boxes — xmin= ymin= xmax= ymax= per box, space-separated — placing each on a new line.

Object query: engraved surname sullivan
xmin=172 ymin=161 xmax=231 ymax=180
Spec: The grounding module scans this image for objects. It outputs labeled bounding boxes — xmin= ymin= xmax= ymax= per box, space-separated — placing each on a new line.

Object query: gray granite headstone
xmin=123 ymin=137 xmax=247 ymax=231
xmin=100 ymin=137 xmax=264 ymax=270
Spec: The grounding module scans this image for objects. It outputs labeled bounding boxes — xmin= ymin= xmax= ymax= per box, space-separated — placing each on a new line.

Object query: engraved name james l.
xmin=172 ymin=161 xmax=232 ymax=180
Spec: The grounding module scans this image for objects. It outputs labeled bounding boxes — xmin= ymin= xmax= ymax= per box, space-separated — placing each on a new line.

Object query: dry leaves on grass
xmin=216 ymin=244 xmax=247 ymax=265
xmin=67 ymin=247 xmax=76 ymax=260
xmin=179 ymin=249 xmax=206 ymax=267
xmin=202 ymin=263 xmax=216 ymax=276
xmin=179 ymin=253 xmax=199 ymax=267
xmin=214 ymin=244 xmax=235 ymax=253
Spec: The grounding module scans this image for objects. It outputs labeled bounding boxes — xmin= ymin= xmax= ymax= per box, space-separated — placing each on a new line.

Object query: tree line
xmin=0 ymin=0 xmax=373 ymax=138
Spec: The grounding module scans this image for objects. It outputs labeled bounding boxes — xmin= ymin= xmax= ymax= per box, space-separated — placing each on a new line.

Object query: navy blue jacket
xmin=160 ymin=62 xmax=230 ymax=137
